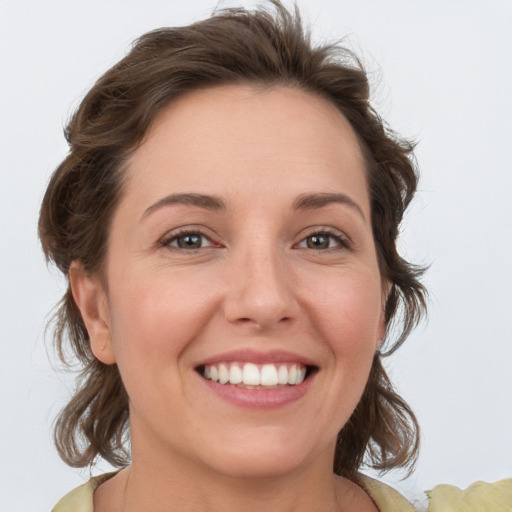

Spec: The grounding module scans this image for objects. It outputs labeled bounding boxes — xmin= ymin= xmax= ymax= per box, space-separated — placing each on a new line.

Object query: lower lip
xmin=199 ymin=374 xmax=314 ymax=409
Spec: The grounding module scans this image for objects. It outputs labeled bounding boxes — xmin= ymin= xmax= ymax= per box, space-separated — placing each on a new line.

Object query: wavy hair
xmin=39 ymin=1 xmax=427 ymax=478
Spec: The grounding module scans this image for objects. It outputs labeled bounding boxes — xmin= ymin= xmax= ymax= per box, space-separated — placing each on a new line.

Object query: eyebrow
xmin=141 ymin=191 xmax=366 ymax=221
xmin=141 ymin=193 xmax=226 ymax=220
xmin=293 ymin=193 xmax=366 ymax=221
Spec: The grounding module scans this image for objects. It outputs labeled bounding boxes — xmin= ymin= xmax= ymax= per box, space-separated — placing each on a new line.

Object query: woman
xmin=39 ymin=3 xmax=510 ymax=511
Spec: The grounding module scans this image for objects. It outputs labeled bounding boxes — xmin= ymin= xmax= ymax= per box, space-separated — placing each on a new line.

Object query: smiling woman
xmin=37 ymin=2 xmax=509 ymax=512
xmin=80 ymin=84 xmax=387 ymax=487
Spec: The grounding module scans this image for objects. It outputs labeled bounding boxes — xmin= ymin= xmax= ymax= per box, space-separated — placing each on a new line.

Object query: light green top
xmin=51 ymin=472 xmax=512 ymax=512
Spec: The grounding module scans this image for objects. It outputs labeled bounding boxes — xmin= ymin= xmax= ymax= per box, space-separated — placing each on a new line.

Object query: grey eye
xmin=166 ymin=232 xmax=214 ymax=249
xmin=176 ymin=234 xmax=203 ymax=249
xmin=306 ymin=234 xmax=331 ymax=249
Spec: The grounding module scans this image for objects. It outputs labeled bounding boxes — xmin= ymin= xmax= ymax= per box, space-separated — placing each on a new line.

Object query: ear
xmin=376 ymin=316 xmax=387 ymax=350
xmin=376 ymin=280 xmax=392 ymax=350
xmin=69 ymin=262 xmax=116 ymax=365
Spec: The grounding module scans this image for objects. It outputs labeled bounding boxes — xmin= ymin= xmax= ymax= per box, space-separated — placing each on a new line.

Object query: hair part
xmin=39 ymin=1 xmax=427 ymax=477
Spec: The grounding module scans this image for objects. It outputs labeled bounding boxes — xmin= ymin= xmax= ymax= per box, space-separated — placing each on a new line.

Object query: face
xmin=74 ymin=85 xmax=386 ymax=479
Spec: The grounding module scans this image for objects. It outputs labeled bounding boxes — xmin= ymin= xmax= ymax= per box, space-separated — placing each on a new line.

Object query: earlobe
xmin=376 ymin=318 xmax=386 ymax=351
xmin=377 ymin=306 xmax=387 ymax=349
xmin=377 ymin=281 xmax=391 ymax=350
xmin=69 ymin=262 xmax=116 ymax=365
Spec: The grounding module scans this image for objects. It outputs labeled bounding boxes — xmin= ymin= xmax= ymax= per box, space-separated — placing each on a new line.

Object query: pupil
xmin=178 ymin=234 xmax=201 ymax=249
xmin=308 ymin=235 xmax=329 ymax=249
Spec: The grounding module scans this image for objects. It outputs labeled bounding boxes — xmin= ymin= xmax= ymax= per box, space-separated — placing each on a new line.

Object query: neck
xmin=94 ymin=418 xmax=377 ymax=512
xmin=120 ymin=451 xmax=343 ymax=512
xmin=104 ymin=429 xmax=352 ymax=512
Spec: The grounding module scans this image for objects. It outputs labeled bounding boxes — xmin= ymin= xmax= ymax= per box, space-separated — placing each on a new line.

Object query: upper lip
xmin=194 ymin=349 xmax=318 ymax=368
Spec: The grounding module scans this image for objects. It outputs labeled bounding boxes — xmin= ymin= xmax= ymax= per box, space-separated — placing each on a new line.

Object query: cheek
xmin=106 ymin=269 xmax=218 ymax=379
xmin=297 ymin=271 xmax=382 ymax=441
xmin=306 ymin=270 xmax=383 ymax=356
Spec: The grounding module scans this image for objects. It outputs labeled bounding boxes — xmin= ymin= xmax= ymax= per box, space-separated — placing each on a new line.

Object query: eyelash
xmin=159 ymin=227 xmax=351 ymax=252
xmin=296 ymin=228 xmax=351 ymax=251
xmin=159 ymin=228 xmax=218 ymax=251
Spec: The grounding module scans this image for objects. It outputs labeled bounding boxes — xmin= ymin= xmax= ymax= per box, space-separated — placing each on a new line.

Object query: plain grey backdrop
xmin=1 ymin=1 xmax=511 ymax=510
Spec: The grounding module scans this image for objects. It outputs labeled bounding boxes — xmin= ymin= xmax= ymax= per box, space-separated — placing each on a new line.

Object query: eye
xmin=297 ymin=230 xmax=349 ymax=251
xmin=163 ymin=230 xmax=216 ymax=250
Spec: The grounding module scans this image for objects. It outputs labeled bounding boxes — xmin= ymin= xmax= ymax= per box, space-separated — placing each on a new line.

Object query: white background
xmin=1 ymin=1 xmax=511 ymax=510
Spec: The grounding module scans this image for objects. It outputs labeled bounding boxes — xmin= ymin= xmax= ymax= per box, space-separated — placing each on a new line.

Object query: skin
xmin=71 ymin=85 xmax=385 ymax=512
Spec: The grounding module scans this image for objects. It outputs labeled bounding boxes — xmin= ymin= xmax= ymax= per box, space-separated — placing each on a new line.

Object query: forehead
xmin=122 ymin=84 xmax=369 ymax=216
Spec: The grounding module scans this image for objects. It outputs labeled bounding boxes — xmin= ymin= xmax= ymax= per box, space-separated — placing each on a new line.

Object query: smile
xmin=194 ymin=350 xmax=318 ymax=408
xmin=200 ymin=362 xmax=308 ymax=387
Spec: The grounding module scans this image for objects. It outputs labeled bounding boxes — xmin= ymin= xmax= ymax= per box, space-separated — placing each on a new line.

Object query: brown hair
xmin=39 ymin=1 xmax=427 ymax=478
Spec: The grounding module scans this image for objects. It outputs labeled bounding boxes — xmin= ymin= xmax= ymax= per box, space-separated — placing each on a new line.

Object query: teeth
xmin=288 ymin=365 xmax=297 ymax=385
xmin=278 ymin=365 xmax=288 ymax=385
xmin=229 ymin=364 xmax=243 ymax=384
xmin=260 ymin=364 xmax=278 ymax=386
xmin=218 ymin=363 xmax=229 ymax=384
xmin=201 ymin=362 xmax=308 ymax=387
xmin=242 ymin=363 xmax=260 ymax=385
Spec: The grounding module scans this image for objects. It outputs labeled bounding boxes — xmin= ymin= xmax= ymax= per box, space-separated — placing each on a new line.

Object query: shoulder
xmin=358 ymin=475 xmax=417 ymax=512
xmin=360 ymin=475 xmax=512 ymax=512
xmin=51 ymin=473 xmax=117 ymax=512
xmin=426 ymin=478 xmax=512 ymax=511
xmin=51 ymin=472 xmax=512 ymax=512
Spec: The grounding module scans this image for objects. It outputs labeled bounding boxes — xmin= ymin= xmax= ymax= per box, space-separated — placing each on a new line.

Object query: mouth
xmin=196 ymin=362 xmax=317 ymax=389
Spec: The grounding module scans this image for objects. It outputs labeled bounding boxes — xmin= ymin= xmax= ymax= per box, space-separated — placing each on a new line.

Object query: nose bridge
xmin=224 ymin=234 xmax=297 ymax=329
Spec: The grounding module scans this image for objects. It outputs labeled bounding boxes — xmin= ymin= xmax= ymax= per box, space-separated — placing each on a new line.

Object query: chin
xmin=195 ymin=428 xmax=327 ymax=480
xmin=210 ymin=453 xmax=308 ymax=480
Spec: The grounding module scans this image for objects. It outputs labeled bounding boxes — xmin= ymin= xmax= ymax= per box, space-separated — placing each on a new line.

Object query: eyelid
xmin=156 ymin=225 xmax=351 ymax=251
xmin=158 ymin=226 xmax=221 ymax=250
xmin=294 ymin=226 xmax=352 ymax=250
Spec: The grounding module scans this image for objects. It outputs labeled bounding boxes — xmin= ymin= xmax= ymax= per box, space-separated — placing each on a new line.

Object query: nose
xmin=223 ymin=245 xmax=299 ymax=331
